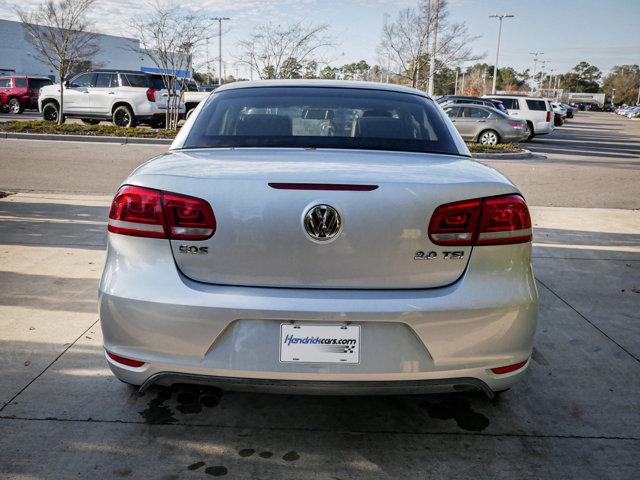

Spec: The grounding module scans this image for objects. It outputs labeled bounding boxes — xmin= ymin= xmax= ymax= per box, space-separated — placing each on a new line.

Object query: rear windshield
xmin=183 ymin=87 xmax=459 ymax=155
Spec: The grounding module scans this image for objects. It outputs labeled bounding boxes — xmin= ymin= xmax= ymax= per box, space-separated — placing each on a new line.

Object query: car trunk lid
xmin=130 ymin=148 xmax=517 ymax=289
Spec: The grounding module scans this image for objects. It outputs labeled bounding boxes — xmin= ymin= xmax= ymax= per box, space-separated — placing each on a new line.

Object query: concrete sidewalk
xmin=0 ymin=193 xmax=638 ymax=479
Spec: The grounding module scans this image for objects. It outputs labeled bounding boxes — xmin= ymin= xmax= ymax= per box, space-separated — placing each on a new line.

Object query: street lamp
xmin=489 ymin=14 xmax=514 ymax=95
xmin=212 ymin=17 xmax=230 ymax=86
xmin=529 ymin=52 xmax=544 ymax=93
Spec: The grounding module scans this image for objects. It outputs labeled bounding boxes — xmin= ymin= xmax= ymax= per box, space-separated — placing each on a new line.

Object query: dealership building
xmin=0 ymin=18 xmax=187 ymax=80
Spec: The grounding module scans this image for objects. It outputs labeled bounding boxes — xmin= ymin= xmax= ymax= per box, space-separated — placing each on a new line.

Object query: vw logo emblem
xmin=304 ymin=204 xmax=341 ymax=241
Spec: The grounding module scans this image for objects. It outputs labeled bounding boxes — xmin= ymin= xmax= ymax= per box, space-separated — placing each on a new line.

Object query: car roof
xmin=215 ymin=80 xmax=431 ymax=98
xmin=486 ymin=94 xmax=548 ymax=101
xmin=0 ymin=75 xmax=51 ymax=79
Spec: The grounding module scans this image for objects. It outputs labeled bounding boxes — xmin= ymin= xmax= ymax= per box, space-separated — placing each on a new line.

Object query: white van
xmin=484 ymin=95 xmax=554 ymax=140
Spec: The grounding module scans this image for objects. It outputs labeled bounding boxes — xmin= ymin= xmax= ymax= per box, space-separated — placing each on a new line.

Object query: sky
xmin=1 ymin=0 xmax=638 ymax=79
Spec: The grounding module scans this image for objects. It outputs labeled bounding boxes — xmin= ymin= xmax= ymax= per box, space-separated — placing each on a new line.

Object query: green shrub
xmin=467 ymin=143 xmax=522 ymax=153
xmin=2 ymin=120 xmax=176 ymax=138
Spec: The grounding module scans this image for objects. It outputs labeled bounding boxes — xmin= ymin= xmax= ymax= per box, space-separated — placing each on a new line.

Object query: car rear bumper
xmin=99 ymin=235 xmax=538 ymax=395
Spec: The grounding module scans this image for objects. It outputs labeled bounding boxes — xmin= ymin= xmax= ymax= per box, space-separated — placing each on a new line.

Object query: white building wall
xmin=0 ymin=19 xmax=143 ymax=80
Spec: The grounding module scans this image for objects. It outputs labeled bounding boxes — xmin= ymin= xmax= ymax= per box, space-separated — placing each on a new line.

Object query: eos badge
xmin=179 ymin=245 xmax=209 ymax=255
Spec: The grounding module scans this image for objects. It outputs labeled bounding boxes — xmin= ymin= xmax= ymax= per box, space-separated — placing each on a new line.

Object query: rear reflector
xmin=491 ymin=359 xmax=528 ymax=375
xmin=546 ymin=111 xmax=552 ymax=122
xmin=429 ymin=194 xmax=531 ymax=246
xmin=106 ymin=350 xmax=145 ymax=368
xmin=268 ymin=183 xmax=378 ymax=191
xmin=108 ymin=185 xmax=216 ymax=240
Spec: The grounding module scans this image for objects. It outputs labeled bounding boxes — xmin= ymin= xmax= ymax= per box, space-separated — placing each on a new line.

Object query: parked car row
xmin=437 ymin=94 xmax=576 ymax=144
xmin=1 ymin=70 xmax=217 ymax=128
xmin=615 ymin=105 xmax=640 ymax=119
xmin=0 ymin=75 xmax=53 ymax=113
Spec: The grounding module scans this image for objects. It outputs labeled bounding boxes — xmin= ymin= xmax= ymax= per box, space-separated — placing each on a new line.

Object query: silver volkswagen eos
xmin=100 ymin=80 xmax=538 ymax=397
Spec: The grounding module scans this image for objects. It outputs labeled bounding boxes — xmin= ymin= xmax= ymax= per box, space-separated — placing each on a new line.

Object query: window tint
xmin=0 ymin=78 xmax=11 ymax=88
xmin=443 ymin=106 xmax=461 ymax=117
xmin=28 ymin=78 xmax=52 ymax=89
xmin=148 ymin=75 xmax=166 ymax=89
xmin=498 ymin=98 xmax=520 ymax=110
xmin=526 ymin=99 xmax=547 ymax=111
xmin=460 ymin=107 xmax=490 ymax=119
xmin=123 ymin=74 xmax=150 ymax=88
xmin=95 ymin=73 xmax=117 ymax=88
xmin=70 ymin=73 xmax=95 ymax=88
xmin=184 ymin=87 xmax=460 ymax=155
xmin=15 ymin=78 xmax=27 ymax=87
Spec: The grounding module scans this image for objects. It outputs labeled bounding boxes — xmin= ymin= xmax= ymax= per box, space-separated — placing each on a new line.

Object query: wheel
xmin=81 ymin=119 xmax=100 ymax=125
xmin=112 ymin=105 xmax=137 ymax=128
xmin=42 ymin=102 xmax=63 ymax=123
xmin=478 ymin=129 xmax=500 ymax=145
xmin=8 ymin=98 xmax=23 ymax=114
xmin=526 ymin=121 xmax=535 ymax=141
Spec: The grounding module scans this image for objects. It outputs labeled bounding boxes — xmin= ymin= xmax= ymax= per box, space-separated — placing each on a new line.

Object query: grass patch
xmin=467 ymin=143 xmax=522 ymax=154
xmin=1 ymin=120 xmax=176 ymax=138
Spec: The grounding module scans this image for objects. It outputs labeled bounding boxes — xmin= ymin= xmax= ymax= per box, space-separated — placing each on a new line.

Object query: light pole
xmin=212 ymin=17 xmax=230 ymax=86
xmin=489 ymin=14 xmax=514 ymax=94
xmin=427 ymin=0 xmax=441 ymax=95
xmin=529 ymin=52 xmax=543 ymax=93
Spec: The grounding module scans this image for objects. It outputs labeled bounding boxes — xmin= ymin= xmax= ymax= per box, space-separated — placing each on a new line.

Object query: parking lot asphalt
xmin=1 ymin=112 xmax=639 ymax=479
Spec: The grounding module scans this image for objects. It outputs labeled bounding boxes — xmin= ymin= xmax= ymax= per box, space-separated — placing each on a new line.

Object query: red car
xmin=0 ymin=76 xmax=53 ymax=114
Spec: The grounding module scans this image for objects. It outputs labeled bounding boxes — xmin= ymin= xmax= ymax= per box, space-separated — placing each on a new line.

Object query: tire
xmin=525 ymin=121 xmax=535 ymax=141
xmin=42 ymin=102 xmax=63 ymax=123
xmin=478 ymin=129 xmax=500 ymax=145
xmin=81 ymin=119 xmax=100 ymax=125
xmin=8 ymin=98 xmax=23 ymax=114
xmin=112 ymin=105 xmax=137 ymax=128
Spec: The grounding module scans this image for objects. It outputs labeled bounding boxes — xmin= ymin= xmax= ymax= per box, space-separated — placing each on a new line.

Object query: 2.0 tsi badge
xmin=304 ymin=204 xmax=341 ymax=241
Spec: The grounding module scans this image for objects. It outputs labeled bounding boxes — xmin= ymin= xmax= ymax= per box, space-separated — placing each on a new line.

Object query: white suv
xmin=484 ymin=95 xmax=554 ymax=140
xmin=38 ymin=69 xmax=185 ymax=128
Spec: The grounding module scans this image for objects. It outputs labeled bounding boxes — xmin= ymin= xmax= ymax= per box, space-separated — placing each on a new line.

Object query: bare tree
xmin=237 ymin=21 xmax=333 ymax=80
xmin=17 ymin=0 xmax=100 ymax=124
xmin=379 ymin=0 xmax=481 ymax=90
xmin=131 ymin=3 xmax=209 ymax=129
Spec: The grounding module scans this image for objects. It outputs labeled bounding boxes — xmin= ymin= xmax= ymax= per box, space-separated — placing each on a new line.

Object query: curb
xmin=0 ymin=131 xmax=173 ymax=145
xmin=471 ymin=149 xmax=533 ymax=160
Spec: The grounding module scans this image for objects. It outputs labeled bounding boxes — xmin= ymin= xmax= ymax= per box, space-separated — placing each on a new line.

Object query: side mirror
xmin=63 ymin=80 xmax=69 ymax=88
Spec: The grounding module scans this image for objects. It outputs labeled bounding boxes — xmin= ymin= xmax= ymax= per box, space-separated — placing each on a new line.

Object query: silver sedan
xmin=100 ymin=80 xmax=538 ymax=398
xmin=443 ymin=104 xmax=529 ymax=144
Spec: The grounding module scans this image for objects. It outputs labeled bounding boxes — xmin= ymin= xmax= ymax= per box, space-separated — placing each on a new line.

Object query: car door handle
xmin=108 ymin=92 xmax=115 ymax=95
xmin=476 ymin=120 xmax=486 ymax=123
xmin=82 ymin=91 xmax=89 ymax=94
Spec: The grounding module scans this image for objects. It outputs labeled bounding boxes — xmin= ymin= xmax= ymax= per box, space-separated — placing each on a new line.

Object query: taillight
xmin=162 ymin=192 xmax=216 ymax=240
xmin=428 ymin=194 xmax=531 ymax=246
xmin=509 ymin=122 xmax=522 ymax=128
xmin=108 ymin=185 xmax=216 ymax=240
xmin=546 ymin=111 xmax=552 ymax=122
xmin=476 ymin=195 xmax=532 ymax=245
xmin=427 ymin=199 xmax=481 ymax=246
xmin=146 ymin=87 xmax=158 ymax=102
xmin=108 ymin=186 xmax=165 ymax=238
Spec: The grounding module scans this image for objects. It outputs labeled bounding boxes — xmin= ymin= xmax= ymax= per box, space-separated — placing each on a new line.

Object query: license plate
xmin=280 ymin=324 xmax=360 ymax=364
